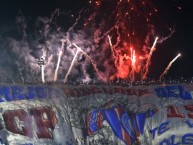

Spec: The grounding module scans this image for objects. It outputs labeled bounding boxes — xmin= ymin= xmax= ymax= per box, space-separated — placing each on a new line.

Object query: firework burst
xmin=0 ymin=0 xmax=180 ymax=83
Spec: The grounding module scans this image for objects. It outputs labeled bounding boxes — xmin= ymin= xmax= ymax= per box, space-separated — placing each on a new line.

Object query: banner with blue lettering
xmin=1 ymin=83 xmax=193 ymax=144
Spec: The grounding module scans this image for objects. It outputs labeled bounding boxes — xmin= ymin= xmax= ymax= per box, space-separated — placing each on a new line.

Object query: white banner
xmin=0 ymin=83 xmax=193 ymax=145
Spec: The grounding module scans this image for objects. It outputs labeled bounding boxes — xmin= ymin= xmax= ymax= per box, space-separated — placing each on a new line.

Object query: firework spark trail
xmin=132 ymin=50 xmax=136 ymax=68
xmin=108 ymin=35 xmax=116 ymax=59
xmin=143 ymin=37 xmax=159 ymax=79
xmin=64 ymin=49 xmax=80 ymax=83
xmin=83 ymin=12 xmax=97 ymax=27
xmin=93 ymin=25 xmax=115 ymax=45
xmin=40 ymin=50 xmax=47 ymax=83
xmin=54 ymin=39 xmax=66 ymax=82
xmin=72 ymin=43 xmax=105 ymax=81
xmin=69 ymin=9 xmax=84 ymax=32
xmin=112 ymin=24 xmax=121 ymax=50
xmin=158 ymin=28 xmax=175 ymax=43
xmin=109 ymin=24 xmax=122 ymax=70
xmin=108 ymin=35 xmax=113 ymax=47
xmin=130 ymin=47 xmax=136 ymax=82
xmin=42 ymin=64 xmax=45 ymax=83
xmin=54 ymin=50 xmax=63 ymax=82
xmin=159 ymin=53 xmax=181 ymax=82
xmin=94 ymin=26 xmax=115 ymax=43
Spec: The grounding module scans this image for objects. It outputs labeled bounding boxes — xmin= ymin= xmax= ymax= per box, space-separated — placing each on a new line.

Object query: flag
xmin=102 ymin=106 xmax=133 ymax=145
xmin=86 ymin=109 xmax=103 ymax=135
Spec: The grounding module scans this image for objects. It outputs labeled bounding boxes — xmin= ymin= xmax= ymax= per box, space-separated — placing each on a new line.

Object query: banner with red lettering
xmin=1 ymin=83 xmax=193 ymax=145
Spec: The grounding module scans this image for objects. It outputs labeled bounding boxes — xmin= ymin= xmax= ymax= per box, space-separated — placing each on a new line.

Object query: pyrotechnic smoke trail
xmin=143 ymin=37 xmax=159 ymax=79
xmin=159 ymin=53 xmax=181 ymax=82
xmin=45 ymin=55 xmax=53 ymax=68
xmin=72 ymin=43 xmax=105 ymax=81
xmin=64 ymin=49 xmax=80 ymax=83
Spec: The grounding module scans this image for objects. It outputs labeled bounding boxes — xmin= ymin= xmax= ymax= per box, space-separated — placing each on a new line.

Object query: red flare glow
xmin=95 ymin=0 xmax=101 ymax=6
xmin=112 ymin=45 xmax=140 ymax=81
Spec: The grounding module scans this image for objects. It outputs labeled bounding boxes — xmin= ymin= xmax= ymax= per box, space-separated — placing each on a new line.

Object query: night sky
xmin=150 ymin=0 xmax=193 ymax=80
xmin=0 ymin=0 xmax=193 ymax=82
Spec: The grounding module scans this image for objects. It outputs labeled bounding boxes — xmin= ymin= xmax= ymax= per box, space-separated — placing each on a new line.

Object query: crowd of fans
xmin=1 ymin=73 xmax=193 ymax=86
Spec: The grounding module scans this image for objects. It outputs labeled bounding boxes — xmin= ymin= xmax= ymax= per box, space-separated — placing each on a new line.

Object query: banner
xmin=1 ymin=83 xmax=193 ymax=144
